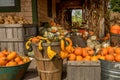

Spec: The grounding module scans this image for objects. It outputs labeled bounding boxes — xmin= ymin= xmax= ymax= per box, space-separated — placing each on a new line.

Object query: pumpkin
xmin=85 ymin=47 xmax=94 ymax=56
xmin=76 ymin=56 xmax=83 ymax=61
xmin=91 ymin=56 xmax=98 ymax=61
xmin=14 ymin=56 xmax=22 ymax=63
xmin=83 ymin=56 xmax=91 ymax=61
xmin=74 ymin=47 xmax=82 ymax=56
xmin=6 ymin=61 xmax=17 ymax=66
xmin=99 ymin=56 xmax=105 ymax=60
xmin=60 ymin=51 xmax=68 ymax=59
xmin=7 ymin=52 xmax=17 ymax=60
xmin=18 ymin=61 xmax=24 ymax=65
xmin=115 ymin=47 xmax=120 ymax=54
xmin=82 ymin=48 xmax=89 ymax=57
xmin=115 ymin=54 xmax=120 ymax=62
xmin=0 ymin=52 xmax=6 ymax=58
xmin=107 ymin=46 xmax=114 ymax=54
xmin=0 ymin=57 xmax=7 ymax=66
xmin=110 ymin=25 xmax=120 ymax=34
xmin=68 ymin=53 xmax=76 ymax=61
xmin=105 ymin=54 xmax=114 ymax=61
xmin=2 ymin=50 xmax=9 ymax=56
xmin=31 ymin=37 xmax=40 ymax=43
xmin=100 ymin=48 xmax=108 ymax=56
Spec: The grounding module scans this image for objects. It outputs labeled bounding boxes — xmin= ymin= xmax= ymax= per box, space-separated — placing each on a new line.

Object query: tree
xmin=110 ymin=0 xmax=120 ymax=13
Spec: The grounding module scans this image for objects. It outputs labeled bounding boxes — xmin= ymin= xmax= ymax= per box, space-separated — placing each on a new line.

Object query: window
xmin=0 ymin=0 xmax=21 ymax=12
xmin=72 ymin=9 xmax=82 ymax=27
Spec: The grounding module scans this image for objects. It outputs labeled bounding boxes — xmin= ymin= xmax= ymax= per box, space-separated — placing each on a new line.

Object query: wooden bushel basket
xmin=0 ymin=24 xmax=37 ymax=55
xmin=32 ymin=42 xmax=63 ymax=80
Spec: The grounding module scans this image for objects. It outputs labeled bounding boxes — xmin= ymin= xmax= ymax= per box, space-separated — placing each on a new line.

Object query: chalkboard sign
xmin=0 ymin=0 xmax=15 ymax=7
xmin=0 ymin=0 xmax=20 ymax=12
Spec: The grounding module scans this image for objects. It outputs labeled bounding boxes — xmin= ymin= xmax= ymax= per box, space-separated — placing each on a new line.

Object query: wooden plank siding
xmin=37 ymin=0 xmax=57 ymax=25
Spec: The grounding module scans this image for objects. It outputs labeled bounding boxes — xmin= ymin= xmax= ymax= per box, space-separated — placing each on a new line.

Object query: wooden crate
xmin=110 ymin=34 xmax=120 ymax=47
xmin=0 ymin=24 xmax=37 ymax=55
xmin=67 ymin=61 xmax=101 ymax=80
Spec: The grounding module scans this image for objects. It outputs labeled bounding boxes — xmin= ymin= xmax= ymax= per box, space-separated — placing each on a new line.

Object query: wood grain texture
xmin=67 ymin=61 xmax=101 ymax=80
xmin=0 ymin=24 xmax=37 ymax=55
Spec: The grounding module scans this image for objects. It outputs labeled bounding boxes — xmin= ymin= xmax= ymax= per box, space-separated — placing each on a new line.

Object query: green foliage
xmin=110 ymin=0 xmax=120 ymax=13
xmin=72 ymin=10 xmax=82 ymax=27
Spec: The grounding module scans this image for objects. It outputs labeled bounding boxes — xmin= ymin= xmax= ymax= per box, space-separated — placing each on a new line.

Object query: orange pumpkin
xmin=76 ymin=56 xmax=83 ymax=61
xmin=115 ymin=54 xmax=120 ymax=62
xmin=115 ymin=47 xmax=120 ymax=54
xmin=14 ymin=56 xmax=22 ymax=63
xmin=99 ymin=56 xmax=105 ymax=60
xmin=18 ymin=61 xmax=24 ymax=65
xmin=68 ymin=53 xmax=76 ymax=61
xmin=105 ymin=54 xmax=114 ymax=61
xmin=7 ymin=52 xmax=17 ymax=60
xmin=0 ymin=52 xmax=6 ymax=58
xmin=2 ymin=50 xmax=9 ymax=56
xmin=107 ymin=46 xmax=114 ymax=54
xmin=91 ymin=56 xmax=98 ymax=61
xmin=82 ymin=48 xmax=89 ymax=57
xmin=83 ymin=56 xmax=91 ymax=61
xmin=74 ymin=47 xmax=82 ymax=56
xmin=110 ymin=25 xmax=120 ymax=34
xmin=0 ymin=57 xmax=7 ymax=66
xmin=6 ymin=61 xmax=17 ymax=66
xmin=31 ymin=37 xmax=40 ymax=43
xmin=100 ymin=48 xmax=108 ymax=56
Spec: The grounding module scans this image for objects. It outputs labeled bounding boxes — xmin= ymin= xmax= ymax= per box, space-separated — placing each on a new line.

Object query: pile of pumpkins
xmin=66 ymin=46 xmax=120 ymax=62
xmin=110 ymin=25 xmax=120 ymax=34
xmin=60 ymin=37 xmax=120 ymax=62
xmin=0 ymin=50 xmax=30 ymax=66
xmin=96 ymin=46 xmax=120 ymax=62
xmin=0 ymin=15 xmax=32 ymax=24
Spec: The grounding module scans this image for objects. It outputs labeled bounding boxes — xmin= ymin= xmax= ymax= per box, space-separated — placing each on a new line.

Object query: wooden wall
xmin=0 ymin=0 xmax=33 ymax=23
xmin=37 ymin=0 xmax=56 ymax=25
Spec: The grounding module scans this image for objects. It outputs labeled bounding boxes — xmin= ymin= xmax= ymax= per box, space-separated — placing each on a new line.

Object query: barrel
xmin=0 ymin=24 xmax=37 ymax=55
xmin=100 ymin=60 xmax=120 ymax=80
xmin=32 ymin=42 xmax=63 ymax=80
xmin=110 ymin=34 xmax=120 ymax=47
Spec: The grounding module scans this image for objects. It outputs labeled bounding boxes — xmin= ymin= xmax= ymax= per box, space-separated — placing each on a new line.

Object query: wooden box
xmin=0 ymin=24 xmax=37 ymax=55
xmin=67 ymin=61 xmax=101 ymax=80
xmin=110 ymin=34 xmax=120 ymax=47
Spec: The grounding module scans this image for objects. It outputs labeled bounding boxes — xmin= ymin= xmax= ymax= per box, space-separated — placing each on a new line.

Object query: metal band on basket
xmin=38 ymin=69 xmax=61 ymax=74
xmin=35 ymin=56 xmax=51 ymax=61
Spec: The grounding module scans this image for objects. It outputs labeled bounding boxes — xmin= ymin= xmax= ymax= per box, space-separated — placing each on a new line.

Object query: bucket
xmin=100 ymin=60 xmax=120 ymax=80
xmin=0 ymin=59 xmax=32 ymax=80
xmin=32 ymin=42 xmax=63 ymax=80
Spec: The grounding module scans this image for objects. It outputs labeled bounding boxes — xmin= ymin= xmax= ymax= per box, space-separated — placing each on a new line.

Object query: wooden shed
xmin=36 ymin=0 xmax=110 ymax=37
